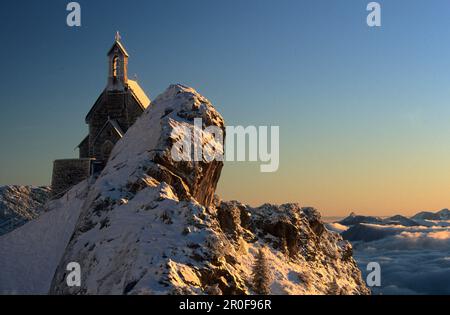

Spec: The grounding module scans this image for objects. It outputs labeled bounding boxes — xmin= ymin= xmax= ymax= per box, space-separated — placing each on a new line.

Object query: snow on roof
xmin=108 ymin=119 xmax=125 ymax=137
xmin=128 ymin=80 xmax=151 ymax=108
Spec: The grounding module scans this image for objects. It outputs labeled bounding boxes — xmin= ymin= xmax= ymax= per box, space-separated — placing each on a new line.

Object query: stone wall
xmin=91 ymin=123 xmax=122 ymax=163
xmin=87 ymin=90 xmax=145 ymax=165
xmin=51 ymin=159 xmax=93 ymax=198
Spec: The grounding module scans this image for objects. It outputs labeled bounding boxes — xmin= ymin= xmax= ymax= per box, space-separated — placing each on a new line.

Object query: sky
xmin=2 ymin=0 xmax=450 ymax=216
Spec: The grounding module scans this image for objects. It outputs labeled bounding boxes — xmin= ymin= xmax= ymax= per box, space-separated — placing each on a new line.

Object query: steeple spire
xmin=115 ymin=31 xmax=121 ymax=42
xmin=106 ymin=32 xmax=129 ymax=91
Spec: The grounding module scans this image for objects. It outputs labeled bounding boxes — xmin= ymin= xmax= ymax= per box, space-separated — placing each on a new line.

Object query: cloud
xmin=351 ymin=224 xmax=450 ymax=295
xmin=428 ymin=230 xmax=450 ymax=240
xmin=325 ymin=222 xmax=348 ymax=233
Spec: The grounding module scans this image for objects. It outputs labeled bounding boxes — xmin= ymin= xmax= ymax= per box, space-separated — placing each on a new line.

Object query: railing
xmin=51 ymin=174 xmax=96 ymax=201
xmin=51 ymin=186 xmax=75 ymax=201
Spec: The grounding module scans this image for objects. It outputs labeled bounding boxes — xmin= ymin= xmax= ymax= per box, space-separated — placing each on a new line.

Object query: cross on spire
xmin=115 ymin=31 xmax=121 ymax=42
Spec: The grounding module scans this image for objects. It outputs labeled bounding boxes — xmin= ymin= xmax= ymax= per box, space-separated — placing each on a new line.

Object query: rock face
xmin=0 ymin=186 xmax=51 ymax=235
xmin=143 ymin=84 xmax=225 ymax=207
xmin=46 ymin=84 xmax=369 ymax=295
xmin=216 ymin=202 xmax=369 ymax=294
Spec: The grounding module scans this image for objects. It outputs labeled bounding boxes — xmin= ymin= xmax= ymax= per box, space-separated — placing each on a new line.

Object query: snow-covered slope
xmin=1 ymin=85 xmax=369 ymax=295
xmin=0 ymin=181 xmax=87 ymax=294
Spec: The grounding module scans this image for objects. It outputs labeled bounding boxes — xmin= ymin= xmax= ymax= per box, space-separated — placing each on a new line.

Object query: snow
xmin=0 ymin=181 xmax=87 ymax=294
xmin=128 ymin=79 xmax=151 ymax=108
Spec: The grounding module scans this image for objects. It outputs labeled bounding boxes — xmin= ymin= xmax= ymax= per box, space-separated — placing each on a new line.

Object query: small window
xmin=112 ymin=56 xmax=119 ymax=78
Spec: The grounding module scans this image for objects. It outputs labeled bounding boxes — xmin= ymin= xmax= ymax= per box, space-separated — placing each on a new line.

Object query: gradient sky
xmin=2 ymin=0 xmax=450 ymax=216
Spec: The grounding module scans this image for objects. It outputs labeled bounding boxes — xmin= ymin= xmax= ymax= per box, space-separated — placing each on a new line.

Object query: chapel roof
xmin=128 ymin=79 xmax=151 ymax=108
xmin=107 ymin=33 xmax=129 ymax=57
xmin=85 ymin=80 xmax=151 ymax=123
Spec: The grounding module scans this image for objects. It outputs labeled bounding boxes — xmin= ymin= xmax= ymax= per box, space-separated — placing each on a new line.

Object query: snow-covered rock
xmin=49 ymin=85 xmax=368 ymax=295
xmin=0 ymin=185 xmax=50 ymax=220
xmin=1 ymin=84 xmax=369 ymax=295
xmin=215 ymin=202 xmax=369 ymax=295
xmin=0 ymin=185 xmax=51 ymax=236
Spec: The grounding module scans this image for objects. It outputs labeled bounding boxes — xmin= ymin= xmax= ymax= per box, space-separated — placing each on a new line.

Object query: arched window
xmin=112 ymin=56 xmax=119 ymax=78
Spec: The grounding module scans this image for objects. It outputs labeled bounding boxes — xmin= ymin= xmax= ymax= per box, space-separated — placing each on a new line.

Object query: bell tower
xmin=106 ymin=31 xmax=129 ymax=91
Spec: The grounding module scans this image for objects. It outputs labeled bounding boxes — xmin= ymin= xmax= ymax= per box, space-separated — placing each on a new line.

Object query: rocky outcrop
xmin=217 ymin=202 xmax=368 ymax=294
xmin=143 ymin=84 xmax=225 ymax=207
xmin=46 ymin=84 xmax=369 ymax=295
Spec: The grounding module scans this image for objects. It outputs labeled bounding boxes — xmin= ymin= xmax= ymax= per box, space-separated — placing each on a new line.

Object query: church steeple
xmin=107 ymin=32 xmax=129 ymax=91
xmin=115 ymin=31 xmax=121 ymax=42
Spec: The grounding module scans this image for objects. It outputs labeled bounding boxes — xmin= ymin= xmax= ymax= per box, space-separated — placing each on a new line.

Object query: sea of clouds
xmin=347 ymin=222 xmax=450 ymax=294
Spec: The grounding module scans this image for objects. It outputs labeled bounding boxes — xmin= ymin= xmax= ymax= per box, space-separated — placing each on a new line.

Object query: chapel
xmin=51 ymin=33 xmax=151 ymax=197
xmin=78 ymin=32 xmax=151 ymax=169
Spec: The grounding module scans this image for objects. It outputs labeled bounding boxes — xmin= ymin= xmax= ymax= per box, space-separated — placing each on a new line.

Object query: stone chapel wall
xmin=51 ymin=159 xmax=93 ymax=198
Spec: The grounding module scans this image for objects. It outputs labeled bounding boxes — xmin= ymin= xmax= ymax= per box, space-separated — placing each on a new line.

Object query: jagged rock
xmin=217 ymin=202 xmax=242 ymax=238
xmin=217 ymin=201 xmax=369 ymax=294
xmin=143 ymin=84 xmax=225 ymax=207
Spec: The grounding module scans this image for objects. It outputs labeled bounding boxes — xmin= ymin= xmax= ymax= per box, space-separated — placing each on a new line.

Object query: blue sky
xmin=2 ymin=0 xmax=450 ymax=215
